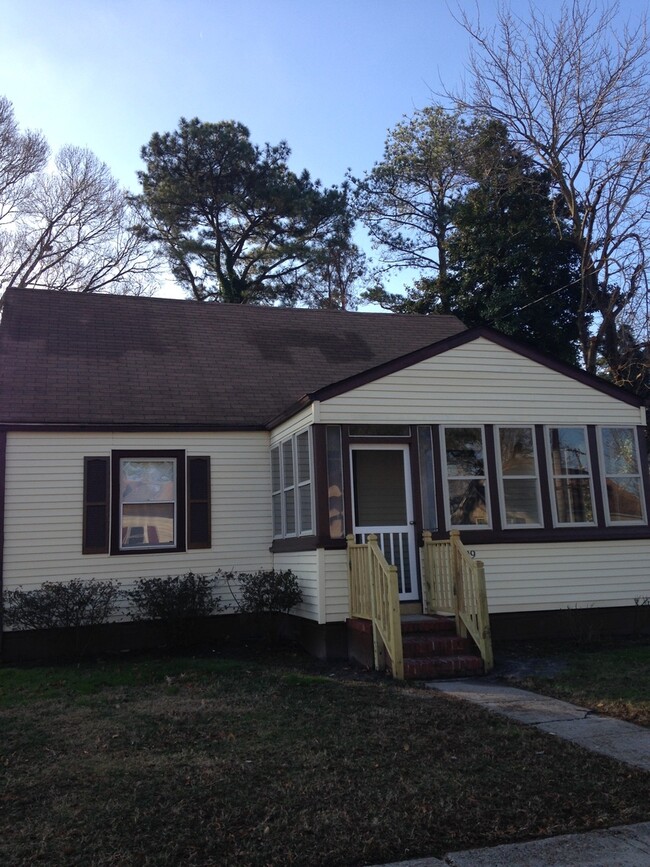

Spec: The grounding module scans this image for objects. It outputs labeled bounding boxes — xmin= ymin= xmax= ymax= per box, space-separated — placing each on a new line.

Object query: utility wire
xmin=485 ymin=274 xmax=583 ymax=326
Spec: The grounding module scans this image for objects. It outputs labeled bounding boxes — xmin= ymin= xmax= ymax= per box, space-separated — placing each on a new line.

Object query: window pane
xmin=445 ymin=428 xmax=484 ymax=476
xmin=285 ymin=489 xmax=296 ymax=535
xmin=282 ymin=441 xmax=294 ymax=487
xmin=503 ymin=479 xmax=540 ymax=525
xmin=448 ymin=479 xmax=488 ymax=526
xmin=554 ymin=478 xmax=593 ymax=523
xmin=120 ymin=460 xmax=175 ymax=503
xmin=607 ymin=477 xmax=643 ymax=522
xmin=122 ymin=503 xmax=174 ymax=547
xmin=500 ymin=428 xmax=535 ymax=476
xmin=272 ymin=492 xmax=282 ymax=537
xmin=271 ymin=447 xmax=280 ymax=493
xmin=296 ymin=431 xmax=310 ymax=483
xmin=549 ymin=428 xmax=590 ymax=475
xmin=601 ymin=428 xmax=639 ymax=475
xmin=326 ymin=426 xmax=345 ymax=539
xmin=299 ymin=483 xmax=312 ymax=533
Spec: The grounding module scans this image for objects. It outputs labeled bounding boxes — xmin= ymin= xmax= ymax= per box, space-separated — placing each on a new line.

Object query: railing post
xmin=422 ymin=531 xmax=433 ymax=615
xmin=388 ymin=564 xmax=404 ymax=680
xmin=450 ymin=530 xmax=467 ymax=638
xmin=367 ymin=534 xmax=384 ymax=672
xmin=475 ymin=559 xmax=493 ymax=672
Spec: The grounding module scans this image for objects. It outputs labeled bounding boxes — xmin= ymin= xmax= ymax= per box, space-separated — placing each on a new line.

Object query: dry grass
xmin=1 ymin=650 xmax=649 ymax=866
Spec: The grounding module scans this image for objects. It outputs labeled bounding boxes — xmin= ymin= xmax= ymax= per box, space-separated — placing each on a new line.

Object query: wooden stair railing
xmin=422 ymin=530 xmax=493 ymax=672
xmin=347 ymin=533 xmax=404 ymax=680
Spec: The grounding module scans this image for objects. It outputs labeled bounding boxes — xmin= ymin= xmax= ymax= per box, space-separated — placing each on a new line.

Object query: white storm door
xmin=351 ymin=445 xmax=419 ymax=601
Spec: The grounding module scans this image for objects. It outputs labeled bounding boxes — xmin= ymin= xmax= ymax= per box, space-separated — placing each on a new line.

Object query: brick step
xmin=402 ymin=633 xmax=474 ymax=658
xmin=400 ymin=614 xmax=456 ymax=634
xmin=401 ymin=654 xmax=484 ymax=680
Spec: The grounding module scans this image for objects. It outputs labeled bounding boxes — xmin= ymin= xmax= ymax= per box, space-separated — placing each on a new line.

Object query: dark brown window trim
xmin=0 ymin=423 xmax=265 ymax=433
xmin=586 ymin=425 xmax=606 ymax=527
xmin=110 ymin=450 xmax=186 ymax=556
xmin=311 ymin=425 xmax=329 ymax=542
xmin=484 ymin=425 xmax=503 ymax=534
xmin=637 ymin=425 xmax=650 ymax=519
xmin=422 ymin=525 xmax=650 ymax=546
xmin=270 ymin=536 xmax=319 ymax=553
xmin=534 ymin=425 xmax=554 ymax=528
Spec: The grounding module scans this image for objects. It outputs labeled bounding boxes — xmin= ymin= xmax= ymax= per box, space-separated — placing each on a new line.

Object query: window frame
xmin=271 ymin=429 xmax=314 ymax=540
xmin=545 ymin=426 xmax=597 ymax=528
xmin=597 ymin=425 xmax=647 ymax=526
xmin=441 ymin=425 xmax=492 ymax=531
xmin=110 ymin=450 xmax=187 ymax=555
xmin=494 ymin=425 xmax=544 ymax=530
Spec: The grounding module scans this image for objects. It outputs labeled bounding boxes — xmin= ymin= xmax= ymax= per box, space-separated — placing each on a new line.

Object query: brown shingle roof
xmin=0 ymin=288 xmax=466 ymax=429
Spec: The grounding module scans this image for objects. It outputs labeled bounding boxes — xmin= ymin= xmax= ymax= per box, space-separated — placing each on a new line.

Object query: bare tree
xmin=0 ymin=98 xmax=158 ymax=295
xmin=453 ymin=1 xmax=650 ymax=381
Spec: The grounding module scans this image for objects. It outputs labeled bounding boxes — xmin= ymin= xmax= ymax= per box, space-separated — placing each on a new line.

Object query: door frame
xmin=349 ymin=443 xmax=419 ymax=601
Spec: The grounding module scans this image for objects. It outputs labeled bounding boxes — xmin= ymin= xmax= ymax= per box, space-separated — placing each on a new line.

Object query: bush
xmin=234 ymin=569 xmax=302 ymax=615
xmin=126 ymin=572 xmax=223 ymax=645
xmin=3 ymin=578 xmax=121 ymax=630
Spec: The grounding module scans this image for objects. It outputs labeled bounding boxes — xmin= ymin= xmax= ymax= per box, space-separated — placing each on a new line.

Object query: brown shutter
xmin=187 ymin=456 xmax=211 ymax=549
xmin=83 ymin=457 xmax=110 ymax=554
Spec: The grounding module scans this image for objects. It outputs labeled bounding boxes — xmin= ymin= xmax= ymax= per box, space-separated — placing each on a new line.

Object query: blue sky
xmin=1 ymin=0 xmax=649 ymax=298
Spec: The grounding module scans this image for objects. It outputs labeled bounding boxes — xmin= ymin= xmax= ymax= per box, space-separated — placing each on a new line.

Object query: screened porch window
xmin=271 ymin=430 xmax=313 ymax=538
xmin=547 ymin=427 xmax=595 ymax=525
xmin=120 ymin=459 xmax=176 ymax=549
xmin=497 ymin=427 xmax=542 ymax=526
xmin=443 ymin=427 xmax=490 ymax=528
xmin=599 ymin=427 xmax=645 ymax=524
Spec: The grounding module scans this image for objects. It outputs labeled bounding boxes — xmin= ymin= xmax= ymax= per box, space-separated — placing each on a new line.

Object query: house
xmin=0 ymin=288 xmax=649 ymax=666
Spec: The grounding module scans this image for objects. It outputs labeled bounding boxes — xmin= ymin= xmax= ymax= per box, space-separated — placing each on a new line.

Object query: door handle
xmin=409 ymin=520 xmax=415 ymax=525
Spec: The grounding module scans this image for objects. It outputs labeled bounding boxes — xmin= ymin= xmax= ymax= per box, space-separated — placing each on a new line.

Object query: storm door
xmin=351 ymin=445 xmax=418 ymax=601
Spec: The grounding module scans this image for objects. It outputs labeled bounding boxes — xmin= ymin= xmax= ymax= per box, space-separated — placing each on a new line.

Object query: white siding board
xmin=3 ymin=431 xmax=273 ymax=595
xmin=471 ymin=540 xmax=650 ymax=613
xmin=323 ymin=549 xmax=350 ymax=622
xmin=319 ymin=338 xmax=644 ymax=426
xmin=270 ymin=406 xmax=314 ymax=446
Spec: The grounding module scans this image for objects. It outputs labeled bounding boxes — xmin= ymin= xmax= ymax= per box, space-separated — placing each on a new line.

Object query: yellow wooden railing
xmin=347 ymin=533 xmax=404 ymax=680
xmin=422 ymin=530 xmax=493 ymax=672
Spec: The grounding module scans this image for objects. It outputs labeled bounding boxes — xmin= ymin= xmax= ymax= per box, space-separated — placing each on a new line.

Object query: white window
xmin=442 ymin=426 xmax=491 ymax=529
xmin=119 ymin=458 xmax=176 ymax=549
xmin=547 ymin=427 xmax=595 ymax=525
xmin=496 ymin=427 xmax=542 ymax=527
xmin=271 ymin=430 xmax=313 ymax=538
xmin=598 ymin=427 xmax=645 ymax=524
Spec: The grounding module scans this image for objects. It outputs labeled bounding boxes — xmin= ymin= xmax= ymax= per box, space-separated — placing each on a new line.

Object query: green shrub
xmin=234 ymin=569 xmax=302 ymax=615
xmin=126 ymin=572 xmax=224 ymax=622
xmin=3 ymin=579 xmax=121 ymax=630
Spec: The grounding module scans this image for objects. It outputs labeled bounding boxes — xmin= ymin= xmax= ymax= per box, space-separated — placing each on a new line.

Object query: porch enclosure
xmin=347 ymin=531 xmax=493 ymax=678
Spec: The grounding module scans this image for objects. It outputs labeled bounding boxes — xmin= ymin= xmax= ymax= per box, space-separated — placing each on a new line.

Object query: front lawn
xmin=509 ymin=641 xmax=650 ymax=728
xmin=1 ymin=650 xmax=649 ymax=866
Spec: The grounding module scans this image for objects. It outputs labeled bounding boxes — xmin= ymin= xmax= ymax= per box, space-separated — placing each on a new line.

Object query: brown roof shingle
xmin=0 ymin=288 xmax=466 ymax=428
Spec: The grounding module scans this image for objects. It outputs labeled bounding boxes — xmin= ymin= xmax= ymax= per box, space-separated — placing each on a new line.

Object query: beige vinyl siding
xmin=3 ymin=432 xmax=273 ymax=595
xmin=269 ymin=406 xmax=314 ymax=447
xmin=318 ymin=338 xmax=645 ymax=426
xmin=271 ymin=549 xmax=321 ymax=621
xmin=322 ymin=549 xmax=350 ymax=622
xmin=463 ymin=540 xmax=650 ymax=614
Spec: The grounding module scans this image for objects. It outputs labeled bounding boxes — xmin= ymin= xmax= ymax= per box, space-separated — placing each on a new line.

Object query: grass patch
xmin=511 ymin=641 xmax=650 ymax=727
xmin=1 ymin=651 xmax=649 ymax=866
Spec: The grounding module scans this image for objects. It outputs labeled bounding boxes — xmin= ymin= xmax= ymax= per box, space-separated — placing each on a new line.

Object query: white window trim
xmin=597 ymin=425 xmax=646 ymax=526
xmin=494 ymin=425 xmax=543 ymax=530
xmin=545 ymin=425 xmax=597 ymax=527
xmin=119 ymin=457 xmax=177 ymax=551
xmin=271 ymin=428 xmax=314 ymax=539
xmin=441 ymin=425 xmax=492 ymax=531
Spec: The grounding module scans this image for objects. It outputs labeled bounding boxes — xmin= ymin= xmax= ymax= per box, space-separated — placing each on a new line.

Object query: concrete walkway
xmin=428 ymin=679 xmax=650 ymax=771
xmin=371 ymin=681 xmax=650 ymax=866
